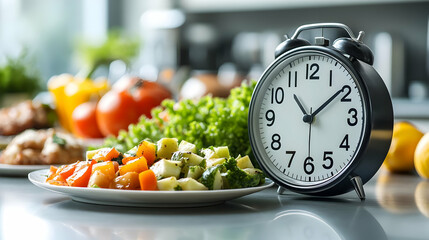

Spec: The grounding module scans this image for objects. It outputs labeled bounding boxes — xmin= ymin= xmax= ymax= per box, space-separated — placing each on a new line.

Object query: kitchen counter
xmin=1 ymin=169 xmax=428 ymax=240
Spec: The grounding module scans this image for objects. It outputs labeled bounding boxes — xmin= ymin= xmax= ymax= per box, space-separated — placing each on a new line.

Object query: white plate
xmin=28 ymin=169 xmax=274 ymax=207
xmin=0 ymin=163 xmax=51 ymax=177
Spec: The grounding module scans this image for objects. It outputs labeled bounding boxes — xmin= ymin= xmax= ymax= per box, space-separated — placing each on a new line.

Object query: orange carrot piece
xmin=121 ymin=156 xmax=137 ymax=165
xmin=104 ymin=148 xmax=121 ymax=161
xmin=139 ymin=169 xmax=158 ymax=190
xmin=92 ymin=147 xmax=121 ymax=162
xmin=66 ymin=161 xmax=94 ymax=187
xmin=136 ymin=140 xmax=157 ymax=167
xmin=119 ymin=156 xmax=148 ymax=176
xmin=92 ymin=156 xmax=107 ymax=162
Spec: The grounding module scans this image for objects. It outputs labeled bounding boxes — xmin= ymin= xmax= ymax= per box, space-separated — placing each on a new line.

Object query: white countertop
xmin=1 ymin=168 xmax=428 ymax=240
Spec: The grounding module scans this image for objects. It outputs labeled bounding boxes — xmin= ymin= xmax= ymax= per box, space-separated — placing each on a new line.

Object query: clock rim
xmin=248 ymin=46 xmax=374 ymax=195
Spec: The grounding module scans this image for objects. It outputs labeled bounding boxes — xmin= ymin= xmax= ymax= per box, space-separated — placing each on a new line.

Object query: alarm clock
xmin=248 ymin=23 xmax=393 ymax=200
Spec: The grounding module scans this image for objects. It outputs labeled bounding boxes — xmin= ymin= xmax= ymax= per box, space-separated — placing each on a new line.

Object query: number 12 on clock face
xmin=259 ymin=52 xmax=366 ymax=185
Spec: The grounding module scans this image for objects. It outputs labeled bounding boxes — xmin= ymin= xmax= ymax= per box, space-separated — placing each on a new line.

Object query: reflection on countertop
xmin=1 ymin=170 xmax=429 ymax=239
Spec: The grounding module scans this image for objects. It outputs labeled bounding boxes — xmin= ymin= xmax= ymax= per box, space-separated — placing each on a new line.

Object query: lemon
xmin=415 ymin=181 xmax=429 ymax=217
xmin=414 ymin=131 xmax=429 ymax=178
xmin=376 ymin=171 xmax=417 ymax=213
xmin=383 ymin=122 xmax=423 ymax=173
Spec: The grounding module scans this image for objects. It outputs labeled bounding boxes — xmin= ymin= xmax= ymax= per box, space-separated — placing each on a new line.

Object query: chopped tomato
xmin=66 ymin=161 xmax=94 ymax=187
xmin=46 ymin=166 xmax=59 ymax=181
xmin=57 ymin=162 xmax=78 ymax=181
xmin=92 ymin=161 xmax=116 ymax=180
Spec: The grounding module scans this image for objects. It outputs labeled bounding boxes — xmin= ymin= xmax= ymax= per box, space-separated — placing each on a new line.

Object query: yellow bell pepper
xmin=48 ymin=74 xmax=109 ymax=133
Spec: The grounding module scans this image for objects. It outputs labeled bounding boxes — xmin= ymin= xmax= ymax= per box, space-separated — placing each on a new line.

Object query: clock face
xmin=250 ymin=49 xmax=368 ymax=187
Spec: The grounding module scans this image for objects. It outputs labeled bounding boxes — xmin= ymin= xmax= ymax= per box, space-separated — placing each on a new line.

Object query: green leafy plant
xmin=76 ymin=30 xmax=140 ymax=79
xmin=0 ymin=51 xmax=42 ymax=95
xmin=103 ymin=81 xmax=257 ymax=165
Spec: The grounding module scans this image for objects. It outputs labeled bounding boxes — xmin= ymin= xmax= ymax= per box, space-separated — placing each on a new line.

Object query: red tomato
xmin=113 ymin=76 xmax=171 ymax=118
xmin=131 ymin=80 xmax=172 ymax=118
xmin=72 ymin=102 xmax=104 ymax=138
xmin=96 ymin=90 xmax=141 ymax=137
xmin=96 ymin=76 xmax=171 ymax=137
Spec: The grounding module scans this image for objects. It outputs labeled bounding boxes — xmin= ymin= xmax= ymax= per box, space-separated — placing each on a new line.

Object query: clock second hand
xmin=308 ymin=107 xmax=313 ymax=157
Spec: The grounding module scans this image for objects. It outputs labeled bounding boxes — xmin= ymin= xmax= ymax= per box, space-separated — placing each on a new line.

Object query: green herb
xmin=52 ymin=134 xmax=67 ymax=147
xmin=90 ymin=184 xmax=100 ymax=188
xmin=174 ymin=185 xmax=183 ymax=191
xmin=76 ymin=29 xmax=140 ymax=79
xmin=0 ymin=50 xmax=42 ymax=95
xmin=103 ymin=81 xmax=257 ymax=165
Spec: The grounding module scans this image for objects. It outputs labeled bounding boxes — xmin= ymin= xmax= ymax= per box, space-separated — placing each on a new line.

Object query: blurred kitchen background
xmin=1 ymin=0 xmax=429 ymax=117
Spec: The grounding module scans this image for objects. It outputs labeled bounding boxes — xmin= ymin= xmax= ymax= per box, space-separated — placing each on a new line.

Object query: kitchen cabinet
xmin=177 ymin=1 xmax=429 ymax=115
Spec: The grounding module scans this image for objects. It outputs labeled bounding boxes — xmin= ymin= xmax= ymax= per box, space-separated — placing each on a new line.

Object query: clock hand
xmin=294 ymin=94 xmax=313 ymax=123
xmin=293 ymin=94 xmax=308 ymax=116
xmin=307 ymin=107 xmax=313 ymax=157
xmin=311 ymin=87 xmax=344 ymax=119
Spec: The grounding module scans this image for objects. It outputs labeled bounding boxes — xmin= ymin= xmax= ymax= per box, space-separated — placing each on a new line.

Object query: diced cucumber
xmin=178 ymin=140 xmax=197 ymax=153
xmin=157 ymin=177 xmax=180 ymax=191
xmin=243 ymin=168 xmax=264 ymax=176
xmin=157 ymin=138 xmax=179 ymax=159
xmin=207 ymin=158 xmax=227 ymax=168
xmin=86 ymin=148 xmax=109 ymax=161
xmin=124 ymin=146 xmax=138 ymax=158
xmin=214 ymin=146 xmax=230 ymax=159
xmin=200 ymin=148 xmax=216 ymax=159
xmin=236 ymin=155 xmax=254 ymax=169
xmin=178 ymin=178 xmax=208 ymax=190
xmin=182 ymin=152 xmax=204 ymax=166
xmin=150 ymin=159 xmax=181 ymax=179
xmin=186 ymin=165 xmax=205 ymax=179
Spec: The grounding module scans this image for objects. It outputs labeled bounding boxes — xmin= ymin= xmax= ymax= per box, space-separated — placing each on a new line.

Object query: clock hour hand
xmin=293 ymin=94 xmax=308 ymax=116
xmin=311 ymin=87 xmax=344 ymax=118
xmin=294 ymin=94 xmax=314 ymax=123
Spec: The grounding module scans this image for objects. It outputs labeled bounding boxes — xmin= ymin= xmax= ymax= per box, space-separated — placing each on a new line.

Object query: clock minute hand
xmin=311 ymin=87 xmax=344 ymax=118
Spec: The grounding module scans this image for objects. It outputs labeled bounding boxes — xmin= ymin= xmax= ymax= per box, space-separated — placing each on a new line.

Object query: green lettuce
xmin=103 ymin=80 xmax=257 ymax=163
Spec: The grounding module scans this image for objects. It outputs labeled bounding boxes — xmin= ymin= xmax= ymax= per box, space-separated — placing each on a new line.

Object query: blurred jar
xmin=48 ymin=74 xmax=109 ymax=133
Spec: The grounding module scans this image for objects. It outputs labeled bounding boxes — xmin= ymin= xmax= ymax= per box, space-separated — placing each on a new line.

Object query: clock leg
xmin=350 ymin=176 xmax=366 ymax=200
xmin=277 ymin=186 xmax=286 ymax=195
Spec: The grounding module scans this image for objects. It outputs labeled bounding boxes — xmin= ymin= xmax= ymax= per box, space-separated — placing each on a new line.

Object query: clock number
xmin=339 ymin=135 xmax=350 ymax=151
xmin=288 ymin=71 xmax=298 ymax=87
xmin=286 ymin=151 xmax=296 ymax=168
xmin=271 ymin=87 xmax=284 ymax=104
xmin=341 ymin=85 xmax=352 ymax=102
xmin=347 ymin=108 xmax=358 ymax=126
xmin=322 ymin=151 xmax=334 ymax=169
xmin=306 ymin=63 xmax=320 ymax=80
xmin=265 ymin=110 xmax=275 ymax=126
xmin=304 ymin=157 xmax=315 ymax=175
xmin=271 ymin=134 xmax=281 ymax=150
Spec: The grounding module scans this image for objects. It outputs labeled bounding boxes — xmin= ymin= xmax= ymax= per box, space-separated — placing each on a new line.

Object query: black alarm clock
xmin=248 ymin=23 xmax=393 ymax=200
